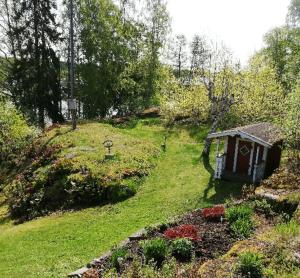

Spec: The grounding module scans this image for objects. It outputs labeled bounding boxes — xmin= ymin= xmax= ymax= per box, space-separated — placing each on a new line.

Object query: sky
xmin=167 ymin=0 xmax=290 ymax=65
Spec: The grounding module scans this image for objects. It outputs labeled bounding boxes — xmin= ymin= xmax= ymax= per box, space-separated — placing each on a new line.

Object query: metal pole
xmin=70 ymin=0 xmax=77 ymax=130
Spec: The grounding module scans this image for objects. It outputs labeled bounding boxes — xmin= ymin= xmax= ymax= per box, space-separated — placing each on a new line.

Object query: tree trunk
xmin=38 ymin=107 xmax=45 ymax=129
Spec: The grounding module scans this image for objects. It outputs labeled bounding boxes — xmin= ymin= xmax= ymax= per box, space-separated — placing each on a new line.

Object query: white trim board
xmin=207 ymin=130 xmax=272 ymax=148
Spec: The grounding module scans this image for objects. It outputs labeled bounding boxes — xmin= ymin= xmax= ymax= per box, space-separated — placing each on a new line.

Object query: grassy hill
xmin=0 ymin=119 xmax=242 ymax=278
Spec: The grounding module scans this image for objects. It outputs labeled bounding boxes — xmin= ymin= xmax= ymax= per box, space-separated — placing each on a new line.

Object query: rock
xmin=68 ymin=267 xmax=89 ymax=277
xmin=138 ymin=107 xmax=160 ymax=118
xmin=128 ymin=228 xmax=147 ymax=241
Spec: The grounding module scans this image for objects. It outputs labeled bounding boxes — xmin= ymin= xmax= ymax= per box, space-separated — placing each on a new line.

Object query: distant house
xmin=207 ymin=122 xmax=283 ymax=184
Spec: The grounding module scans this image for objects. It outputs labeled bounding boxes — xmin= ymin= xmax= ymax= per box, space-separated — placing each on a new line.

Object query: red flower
xmin=202 ymin=206 xmax=225 ymax=221
xmin=164 ymin=224 xmax=200 ymax=241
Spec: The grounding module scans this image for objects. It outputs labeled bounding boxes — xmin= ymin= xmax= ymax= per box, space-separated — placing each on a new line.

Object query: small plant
xmin=202 ymin=206 xmax=225 ymax=221
xmin=226 ymin=204 xmax=254 ymax=238
xmin=164 ymin=224 xmax=200 ymax=241
xmin=252 ymin=199 xmax=274 ymax=218
xmin=111 ymin=247 xmax=128 ymax=270
xmin=225 ymin=205 xmax=253 ymax=223
xmin=236 ymin=251 xmax=263 ymax=278
xmin=231 ymin=218 xmax=253 ymax=238
xmin=141 ymin=238 xmax=168 ymax=266
xmin=170 ymin=238 xmax=193 ymax=261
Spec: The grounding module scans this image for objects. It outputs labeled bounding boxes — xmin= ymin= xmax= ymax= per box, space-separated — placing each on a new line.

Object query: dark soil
xmin=89 ymin=208 xmax=236 ymax=277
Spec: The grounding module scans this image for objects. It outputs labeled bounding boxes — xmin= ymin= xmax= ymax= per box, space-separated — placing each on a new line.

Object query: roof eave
xmin=207 ymin=130 xmax=273 ymax=148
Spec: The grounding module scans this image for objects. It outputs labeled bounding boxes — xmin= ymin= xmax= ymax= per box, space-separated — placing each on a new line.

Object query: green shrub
xmin=225 ymin=205 xmax=253 ymax=223
xmin=141 ymin=238 xmax=168 ymax=266
xmin=0 ymin=101 xmax=38 ymax=183
xmin=231 ymin=218 xmax=253 ymax=238
xmin=226 ymin=204 xmax=254 ymax=238
xmin=237 ymin=251 xmax=263 ymax=278
xmin=170 ymin=238 xmax=193 ymax=261
xmin=111 ymin=247 xmax=128 ymax=270
xmin=252 ymin=199 xmax=274 ymax=218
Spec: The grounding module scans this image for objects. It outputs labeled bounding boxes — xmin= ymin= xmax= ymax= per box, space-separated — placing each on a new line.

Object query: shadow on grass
xmin=172 ymin=124 xmax=209 ymax=142
xmin=197 ymin=156 xmax=244 ymax=207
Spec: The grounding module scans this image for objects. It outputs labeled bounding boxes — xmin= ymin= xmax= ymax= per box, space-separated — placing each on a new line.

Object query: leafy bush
xmin=202 ymin=206 xmax=225 ymax=221
xmin=231 ymin=218 xmax=253 ymax=238
xmin=226 ymin=205 xmax=254 ymax=238
xmin=141 ymin=238 xmax=168 ymax=266
xmin=252 ymin=199 xmax=274 ymax=218
xmin=159 ymin=73 xmax=210 ymax=125
xmin=170 ymin=238 xmax=193 ymax=262
xmin=236 ymin=251 xmax=263 ymax=278
xmin=111 ymin=247 xmax=128 ymax=270
xmin=0 ymin=101 xmax=38 ymax=183
xmin=163 ymin=225 xmax=200 ymax=241
xmin=226 ymin=205 xmax=253 ymax=223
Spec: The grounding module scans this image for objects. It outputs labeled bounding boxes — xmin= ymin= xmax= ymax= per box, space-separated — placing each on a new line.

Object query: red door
xmin=236 ymin=140 xmax=252 ymax=175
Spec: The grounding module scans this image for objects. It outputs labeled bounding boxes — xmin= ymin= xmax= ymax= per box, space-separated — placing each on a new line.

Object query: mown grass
xmin=0 ymin=119 xmax=243 ymax=278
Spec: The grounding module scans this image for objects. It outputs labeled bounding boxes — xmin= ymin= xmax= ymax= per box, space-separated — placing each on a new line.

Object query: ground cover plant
xmin=236 ymin=251 xmax=264 ymax=278
xmin=163 ymin=224 xmax=200 ymax=241
xmin=111 ymin=247 xmax=128 ymax=271
xmin=202 ymin=205 xmax=225 ymax=221
xmin=0 ymin=120 xmax=244 ymax=278
xmin=4 ymin=122 xmax=160 ymax=221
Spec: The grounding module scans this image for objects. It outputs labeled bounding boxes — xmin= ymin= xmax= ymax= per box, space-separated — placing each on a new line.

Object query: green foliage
xmin=252 ymin=199 xmax=274 ymax=218
xmin=0 ymin=101 xmax=37 ymax=171
xmin=264 ymin=246 xmax=300 ymax=277
xmin=274 ymin=219 xmax=299 ymax=241
xmin=280 ymin=87 xmax=300 ymax=173
xmin=169 ymin=238 xmax=193 ymax=261
xmin=0 ymin=122 xmax=238 ymax=278
xmin=231 ymin=218 xmax=253 ymax=238
xmin=263 ymin=26 xmax=300 ymax=94
xmin=5 ymin=0 xmax=63 ymax=127
xmin=111 ymin=247 xmax=128 ymax=270
xmin=237 ymin=251 xmax=263 ymax=278
xmin=226 ymin=205 xmax=254 ymax=238
xmin=225 ymin=205 xmax=253 ymax=224
xmin=77 ymin=0 xmax=170 ymax=118
xmin=105 ymin=257 xmax=178 ymax=278
xmin=159 ymin=71 xmax=210 ymax=125
xmin=5 ymin=122 xmax=159 ymax=220
xmin=287 ymin=0 xmax=300 ymax=27
xmin=226 ymin=54 xmax=285 ymax=127
xmin=141 ymin=238 xmax=168 ymax=265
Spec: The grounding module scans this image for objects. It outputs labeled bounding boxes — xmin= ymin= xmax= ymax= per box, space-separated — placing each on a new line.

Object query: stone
xmin=68 ymin=267 xmax=89 ymax=278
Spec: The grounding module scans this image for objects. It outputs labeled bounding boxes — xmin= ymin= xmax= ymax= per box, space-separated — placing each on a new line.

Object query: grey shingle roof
xmin=232 ymin=122 xmax=283 ymax=145
xmin=207 ymin=122 xmax=283 ymax=147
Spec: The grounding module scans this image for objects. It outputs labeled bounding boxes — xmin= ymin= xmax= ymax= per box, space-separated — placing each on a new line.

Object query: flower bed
xmin=69 ymin=207 xmax=235 ymax=278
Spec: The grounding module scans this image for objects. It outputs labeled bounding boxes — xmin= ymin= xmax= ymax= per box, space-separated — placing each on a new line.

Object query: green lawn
xmin=0 ymin=120 xmax=242 ymax=278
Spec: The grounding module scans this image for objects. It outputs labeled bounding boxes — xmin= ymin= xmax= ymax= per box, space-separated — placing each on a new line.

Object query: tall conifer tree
xmin=7 ymin=0 xmax=63 ymax=128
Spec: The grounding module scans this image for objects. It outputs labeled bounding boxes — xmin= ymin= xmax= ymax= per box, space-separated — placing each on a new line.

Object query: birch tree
xmin=189 ymin=36 xmax=243 ymax=157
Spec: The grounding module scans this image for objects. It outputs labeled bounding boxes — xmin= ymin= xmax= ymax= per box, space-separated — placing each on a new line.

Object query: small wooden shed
xmin=207 ymin=122 xmax=283 ymax=183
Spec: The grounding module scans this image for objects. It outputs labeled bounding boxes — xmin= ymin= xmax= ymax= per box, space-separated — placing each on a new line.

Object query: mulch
xmin=91 ymin=208 xmax=235 ymax=277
